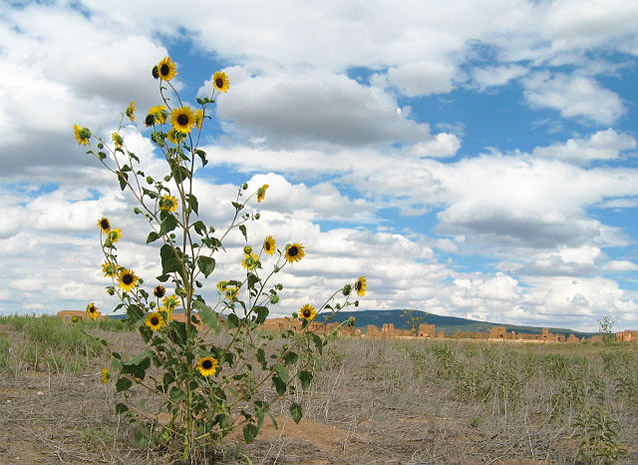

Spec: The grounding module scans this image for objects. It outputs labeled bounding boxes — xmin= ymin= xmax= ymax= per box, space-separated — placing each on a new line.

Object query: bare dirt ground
xmin=2 ymin=323 xmax=638 ymax=464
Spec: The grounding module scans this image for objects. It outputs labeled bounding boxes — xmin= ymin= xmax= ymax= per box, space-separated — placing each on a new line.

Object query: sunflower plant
xmin=75 ymin=57 xmax=365 ymax=462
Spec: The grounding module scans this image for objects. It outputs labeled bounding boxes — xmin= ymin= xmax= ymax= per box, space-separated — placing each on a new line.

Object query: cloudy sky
xmin=2 ymin=0 xmax=638 ymax=331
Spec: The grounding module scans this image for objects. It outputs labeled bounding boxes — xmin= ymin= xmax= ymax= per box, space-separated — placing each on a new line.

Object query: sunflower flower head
xmin=148 ymin=105 xmax=168 ymax=125
xmin=166 ymin=128 xmax=185 ymax=145
xmin=74 ymin=124 xmax=91 ymax=146
xmin=217 ymin=281 xmax=228 ymax=292
xmin=257 ymin=184 xmax=269 ymax=203
xmin=162 ymin=294 xmax=180 ymax=309
xmin=196 ymin=356 xmax=219 ymax=377
xmin=153 ymin=285 xmax=166 ymax=298
xmin=298 ymin=304 xmax=317 ymax=321
xmin=97 ymin=217 xmax=111 ymax=234
xmin=225 ymin=286 xmax=239 ymax=301
xmin=86 ymin=302 xmax=99 ymax=320
xmin=101 ymin=262 xmax=118 ymax=278
xmin=105 ymin=228 xmax=122 ymax=246
xmin=213 ymin=71 xmax=230 ymax=93
xmin=145 ymin=311 xmax=165 ymax=331
xmin=355 ymin=276 xmax=367 ymax=297
xmin=171 ymin=106 xmax=195 ymax=133
xmin=263 ymin=236 xmax=276 ymax=256
xmin=285 ymin=243 xmax=305 ymax=264
xmin=125 ymin=101 xmax=135 ymax=122
xmin=111 ymin=131 xmax=123 ymax=149
xmin=101 ymin=368 xmax=109 ymax=385
xmin=241 ymin=252 xmax=259 ymax=270
xmin=117 ymin=268 xmax=139 ymax=293
xmin=159 ymin=194 xmax=178 ymax=212
xmin=158 ymin=56 xmax=177 ymax=82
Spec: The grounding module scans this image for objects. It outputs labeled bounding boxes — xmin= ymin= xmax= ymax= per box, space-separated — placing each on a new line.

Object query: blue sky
xmin=2 ymin=0 xmax=638 ymax=331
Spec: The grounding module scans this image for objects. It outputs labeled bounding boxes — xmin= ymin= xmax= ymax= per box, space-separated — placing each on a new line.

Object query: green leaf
xmin=160 ymin=244 xmax=182 ymax=275
xmin=273 ymin=364 xmax=290 ymax=383
xmin=289 ymin=402 xmax=303 ymax=424
xmin=117 ymin=171 xmax=128 ymax=191
xmin=243 ymin=424 xmax=259 ymax=444
xmin=186 ymin=193 xmax=199 ymax=215
xmin=170 ymin=387 xmax=187 ymax=401
xmin=254 ymin=306 xmax=269 ymax=324
xmin=195 ymin=149 xmax=208 ymax=167
xmin=239 ymin=224 xmax=247 ymax=241
xmin=146 ymin=231 xmax=160 ymax=244
xmin=227 ymin=313 xmax=240 ymax=329
xmin=159 ymin=214 xmax=178 ymax=236
xmin=196 ymin=256 xmax=216 ymax=278
xmin=121 ymin=349 xmax=153 ymax=379
xmin=116 ymin=377 xmax=132 ymax=392
xmin=256 ymin=348 xmax=267 ymax=370
xmin=193 ymin=300 xmax=221 ymax=334
xmin=299 ymin=370 xmax=313 ymax=390
xmin=193 ymin=220 xmax=206 ymax=236
xmin=142 ymin=188 xmax=158 ymax=199
xmin=126 ymin=304 xmax=145 ymax=323
xmin=115 ymin=402 xmax=129 ymax=414
xmin=284 ymin=351 xmax=298 ymax=365
xmin=232 ymin=201 xmax=244 ymax=212
xmin=272 ymin=375 xmax=286 ymax=395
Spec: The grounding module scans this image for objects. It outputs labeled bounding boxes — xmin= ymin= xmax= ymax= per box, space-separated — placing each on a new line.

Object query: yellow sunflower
xmin=101 ymin=262 xmax=118 ymax=278
xmin=111 ymin=131 xmax=123 ymax=148
xmin=126 ymin=101 xmax=135 ymax=122
xmin=162 ymin=294 xmax=180 ymax=309
xmin=150 ymin=105 xmax=168 ymax=124
xmin=166 ymin=128 xmax=184 ymax=145
xmin=195 ymin=109 xmax=204 ymax=130
xmin=263 ymin=236 xmax=276 ymax=256
xmin=107 ymin=228 xmax=122 ymax=245
xmin=216 ymin=281 xmax=228 ymax=292
xmin=159 ymin=194 xmax=178 ymax=212
xmin=257 ymin=184 xmax=269 ymax=203
xmin=101 ymin=368 xmax=109 ymax=385
xmin=196 ymin=356 xmax=219 ymax=377
xmin=86 ymin=302 xmax=99 ymax=320
xmin=241 ymin=252 xmax=259 ymax=270
xmin=153 ymin=285 xmax=166 ymax=298
xmin=117 ymin=268 xmax=139 ymax=293
xmin=285 ymin=243 xmax=305 ymax=264
xmin=298 ymin=304 xmax=317 ymax=321
xmin=97 ymin=217 xmax=111 ymax=233
xmin=225 ymin=286 xmax=239 ymax=300
xmin=213 ymin=71 xmax=229 ymax=93
xmin=355 ymin=276 xmax=367 ymax=297
xmin=145 ymin=311 xmax=165 ymax=331
xmin=171 ymin=106 xmax=195 ymax=133
xmin=74 ymin=124 xmax=91 ymax=146
xmin=158 ymin=56 xmax=178 ymax=82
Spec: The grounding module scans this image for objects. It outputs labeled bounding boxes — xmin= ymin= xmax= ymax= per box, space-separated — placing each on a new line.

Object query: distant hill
xmin=315 ymin=309 xmax=597 ymax=339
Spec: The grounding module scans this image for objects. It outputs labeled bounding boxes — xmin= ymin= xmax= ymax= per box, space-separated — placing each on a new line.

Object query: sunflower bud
xmin=270 ymin=295 xmax=279 ymax=304
xmin=242 ymin=183 xmax=248 ymax=190
xmin=152 ymin=65 xmax=159 ymax=79
xmin=243 ymin=246 xmax=252 ymax=254
xmin=343 ymin=284 xmax=352 ymax=296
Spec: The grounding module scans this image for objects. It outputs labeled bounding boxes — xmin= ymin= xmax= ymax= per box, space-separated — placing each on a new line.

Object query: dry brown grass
xmin=2 ymin=318 xmax=638 ymax=464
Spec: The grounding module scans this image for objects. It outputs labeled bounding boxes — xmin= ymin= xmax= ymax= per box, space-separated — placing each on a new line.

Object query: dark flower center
xmin=151 ymin=317 xmax=159 ymax=325
xmin=154 ymin=287 xmax=165 ymax=297
xmin=265 ymin=242 xmax=271 ymax=251
xmin=101 ymin=219 xmax=109 ymax=229
xmin=161 ymin=64 xmax=170 ymax=75
xmin=177 ymin=114 xmax=189 ymax=125
xmin=303 ymin=309 xmax=311 ymax=317
xmin=145 ymin=114 xmax=155 ymax=126
xmin=202 ymin=360 xmax=213 ymax=369
xmin=355 ymin=282 xmax=362 ymax=291
xmin=123 ymin=274 xmax=134 ymax=285
xmin=216 ymin=78 xmax=224 ymax=88
xmin=288 ymin=246 xmax=298 ymax=257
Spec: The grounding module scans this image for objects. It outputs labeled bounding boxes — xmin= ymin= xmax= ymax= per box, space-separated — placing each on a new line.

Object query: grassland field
xmin=1 ymin=314 xmax=637 ymax=464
